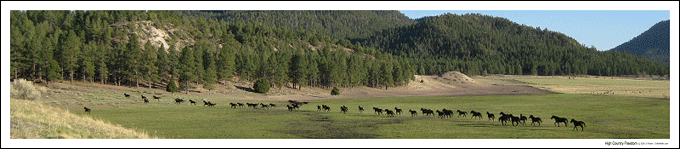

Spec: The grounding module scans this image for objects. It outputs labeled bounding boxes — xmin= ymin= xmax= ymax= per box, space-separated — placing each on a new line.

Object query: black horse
xmin=436 ymin=110 xmax=445 ymax=119
xmin=124 ymin=93 xmax=130 ymax=98
xmin=84 ymin=107 xmax=91 ymax=114
xmin=384 ymin=109 xmax=395 ymax=116
xmin=570 ymin=119 xmax=586 ymax=131
xmin=456 ymin=110 xmax=468 ymax=118
xmin=470 ymin=110 xmax=483 ymax=120
xmin=322 ymin=105 xmax=331 ymax=112
xmin=551 ymin=115 xmax=569 ymax=127
xmin=442 ymin=109 xmax=453 ymax=118
xmin=394 ymin=107 xmax=403 ymax=115
xmin=519 ymin=114 xmax=528 ymax=125
xmin=340 ymin=106 xmax=348 ymax=114
xmin=175 ymin=98 xmax=185 ymax=104
xmin=529 ymin=115 xmax=542 ymax=126
xmin=373 ymin=107 xmax=383 ymax=115
xmin=510 ymin=114 xmax=521 ymax=126
xmin=409 ymin=110 xmax=418 ymax=117
xmin=499 ymin=115 xmax=511 ymax=126
xmin=358 ymin=106 xmax=364 ymax=113
xmin=486 ymin=111 xmax=495 ymax=121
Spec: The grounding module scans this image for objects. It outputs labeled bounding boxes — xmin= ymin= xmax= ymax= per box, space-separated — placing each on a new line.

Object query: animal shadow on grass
xmin=235 ymin=85 xmax=256 ymax=93
xmin=275 ymin=113 xmax=403 ymax=139
xmin=456 ymin=123 xmax=495 ymax=128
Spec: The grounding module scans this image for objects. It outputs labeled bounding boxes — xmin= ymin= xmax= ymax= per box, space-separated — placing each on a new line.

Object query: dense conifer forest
xmin=609 ymin=20 xmax=670 ymax=63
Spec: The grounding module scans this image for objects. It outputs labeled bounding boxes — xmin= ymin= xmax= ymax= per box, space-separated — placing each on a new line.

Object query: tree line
xmin=10 ymin=10 xmax=414 ymax=92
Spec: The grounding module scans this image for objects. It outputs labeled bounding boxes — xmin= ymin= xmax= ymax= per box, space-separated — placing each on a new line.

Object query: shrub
xmin=10 ymin=79 xmax=46 ymax=101
xmin=166 ymin=81 xmax=178 ymax=93
xmin=253 ymin=79 xmax=271 ymax=94
xmin=331 ymin=87 xmax=340 ymax=95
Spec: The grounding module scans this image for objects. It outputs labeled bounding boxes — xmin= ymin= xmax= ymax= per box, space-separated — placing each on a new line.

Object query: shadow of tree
xmin=235 ymin=85 xmax=256 ymax=93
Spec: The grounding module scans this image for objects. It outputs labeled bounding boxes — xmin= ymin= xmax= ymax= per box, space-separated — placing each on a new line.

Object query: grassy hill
xmin=609 ymin=20 xmax=670 ymax=63
xmin=10 ymin=79 xmax=155 ymax=139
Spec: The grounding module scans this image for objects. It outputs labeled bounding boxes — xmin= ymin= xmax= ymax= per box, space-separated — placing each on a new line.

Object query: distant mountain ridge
xmin=356 ymin=13 xmax=668 ymax=76
xmin=609 ymin=20 xmax=670 ymax=63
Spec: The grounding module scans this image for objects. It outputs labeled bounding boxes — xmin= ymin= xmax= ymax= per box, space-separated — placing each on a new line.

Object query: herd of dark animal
xmin=85 ymin=93 xmax=587 ymax=131
xmin=315 ymin=106 xmax=586 ymax=131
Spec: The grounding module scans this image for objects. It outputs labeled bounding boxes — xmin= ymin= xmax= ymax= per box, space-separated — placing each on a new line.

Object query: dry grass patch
xmin=10 ymin=79 xmax=156 ymax=139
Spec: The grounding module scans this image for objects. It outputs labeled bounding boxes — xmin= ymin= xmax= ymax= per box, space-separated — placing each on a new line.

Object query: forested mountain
xmin=10 ymin=10 xmax=414 ymax=91
xmin=609 ymin=20 xmax=670 ymax=63
xmin=9 ymin=11 xmax=669 ymax=92
xmin=180 ymin=10 xmax=417 ymax=40
xmin=357 ymin=13 xmax=669 ymax=76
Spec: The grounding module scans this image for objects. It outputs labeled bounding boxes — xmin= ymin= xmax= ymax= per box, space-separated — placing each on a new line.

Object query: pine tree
xmin=216 ymin=44 xmax=235 ymax=83
xmin=166 ymin=80 xmax=179 ymax=93
xmin=178 ymin=46 xmax=197 ymax=92
xmin=80 ymin=42 xmax=96 ymax=82
xmin=380 ymin=61 xmax=394 ymax=90
xmin=46 ymin=59 xmax=62 ymax=87
xmin=203 ymin=49 xmax=217 ymax=92
xmin=141 ymin=41 xmax=159 ymax=88
xmin=289 ymin=53 xmax=308 ymax=89
xmin=60 ymin=30 xmax=82 ymax=82
xmin=126 ymin=33 xmax=143 ymax=87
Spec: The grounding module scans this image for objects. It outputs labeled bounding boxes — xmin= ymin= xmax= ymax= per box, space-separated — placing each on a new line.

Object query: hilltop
xmin=609 ymin=20 xmax=670 ymax=63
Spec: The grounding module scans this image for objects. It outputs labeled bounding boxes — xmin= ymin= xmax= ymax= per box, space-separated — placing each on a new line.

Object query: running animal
xmin=394 ymin=107 xmax=403 ymax=115
xmin=409 ymin=110 xmax=418 ymax=117
xmin=470 ymin=110 xmax=483 ymax=120
xmin=84 ymin=107 xmax=91 ymax=114
xmin=529 ymin=115 xmax=542 ymax=126
xmin=486 ymin=111 xmax=495 ymax=121
xmin=456 ymin=110 xmax=468 ymax=118
xmin=551 ymin=115 xmax=569 ymax=127
xmin=570 ymin=119 xmax=586 ymax=131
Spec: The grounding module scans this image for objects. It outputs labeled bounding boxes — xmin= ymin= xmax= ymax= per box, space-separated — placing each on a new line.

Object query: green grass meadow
xmin=84 ymin=94 xmax=669 ymax=139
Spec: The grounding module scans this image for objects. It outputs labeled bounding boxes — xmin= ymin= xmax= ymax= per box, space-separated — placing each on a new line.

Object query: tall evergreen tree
xmin=178 ymin=46 xmax=197 ymax=92
xmin=60 ymin=30 xmax=82 ymax=82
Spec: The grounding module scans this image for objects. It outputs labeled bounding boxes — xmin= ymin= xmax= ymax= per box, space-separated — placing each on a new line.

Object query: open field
xmin=474 ymin=75 xmax=670 ymax=99
xmin=13 ymin=73 xmax=671 ymax=139
xmin=83 ymin=94 xmax=669 ymax=139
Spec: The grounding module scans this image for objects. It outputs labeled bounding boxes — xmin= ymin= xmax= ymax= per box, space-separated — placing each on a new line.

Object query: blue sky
xmin=398 ymin=10 xmax=670 ymax=51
